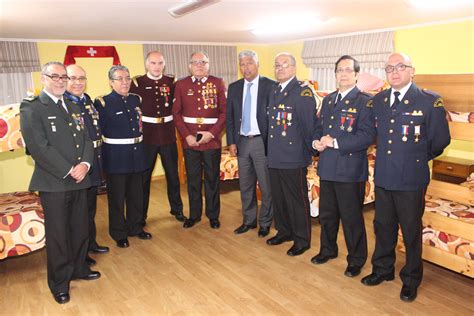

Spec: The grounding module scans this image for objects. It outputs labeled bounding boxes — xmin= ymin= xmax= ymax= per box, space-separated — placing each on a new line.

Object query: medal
xmin=282 ymin=131 xmax=286 ymax=136
xmin=340 ymin=115 xmax=346 ymax=130
xmin=347 ymin=118 xmax=355 ymax=132
xmin=402 ymin=125 xmax=409 ymax=142
xmin=414 ymin=125 xmax=420 ymax=142
xmin=287 ymin=113 xmax=292 ymax=126
xmin=276 ymin=112 xmax=281 ymax=125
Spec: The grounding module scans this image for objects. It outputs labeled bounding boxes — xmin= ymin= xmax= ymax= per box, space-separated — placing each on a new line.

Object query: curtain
xmin=302 ymin=32 xmax=394 ymax=90
xmin=0 ymin=41 xmax=41 ymax=73
xmin=143 ymin=44 xmax=237 ymax=87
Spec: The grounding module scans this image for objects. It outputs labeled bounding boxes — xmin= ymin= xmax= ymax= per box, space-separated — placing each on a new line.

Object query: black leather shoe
xmin=210 ymin=219 xmax=220 ymax=229
xmin=400 ymin=285 xmax=417 ymax=302
xmin=344 ymin=265 xmax=362 ymax=277
xmin=266 ymin=235 xmax=292 ymax=246
xmin=258 ymin=226 xmax=270 ymax=238
xmin=170 ymin=210 xmax=186 ymax=222
xmin=310 ymin=253 xmax=337 ymax=265
xmin=287 ymin=245 xmax=310 ymax=256
xmin=89 ymin=245 xmax=109 ymax=254
xmin=116 ymin=239 xmax=130 ymax=248
xmin=85 ymin=256 xmax=96 ymax=266
xmin=361 ymin=273 xmax=395 ymax=286
xmin=234 ymin=224 xmax=256 ymax=234
xmin=183 ymin=218 xmax=201 ymax=228
xmin=137 ymin=231 xmax=152 ymax=240
xmin=76 ymin=270 xmax=101 ymax=281
xmin=53 ymin=292 xmax=70 ymax=304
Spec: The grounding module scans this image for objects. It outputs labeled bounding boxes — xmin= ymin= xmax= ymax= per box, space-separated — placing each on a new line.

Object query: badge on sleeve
xmin=300 ymin=88 xmax=312 ymax=97
xmin=434 ymin=98 xmax=444 ymax=108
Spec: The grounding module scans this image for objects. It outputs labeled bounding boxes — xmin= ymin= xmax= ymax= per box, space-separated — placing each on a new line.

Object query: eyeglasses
xmin=335 ymin=68 xmax=355 ymax=74
xmin=385 ymin=63 xmax=412 ymax=73
xmin=69 ymin=76 xmax=87 ymax=83
xmin=190 ymin=60 xmax=208 ymax=66
xmin=112 ymin=77 xmax=131 ymax=82
xmin=274 ymin=63 xmax=293 ymax=70
xmin=44 ymin=74 xmax=69 ymax=81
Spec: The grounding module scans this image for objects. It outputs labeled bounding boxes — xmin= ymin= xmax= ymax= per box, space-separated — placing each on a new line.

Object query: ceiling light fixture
xmin=168 ymin=0 xmax=221 ymax=18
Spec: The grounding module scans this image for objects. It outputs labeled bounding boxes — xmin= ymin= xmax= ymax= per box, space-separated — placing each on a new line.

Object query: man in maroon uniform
xmin=172 ymin=51 xmax=226 ymax=229
xmin=130 ymin=51 xmax=185 ymax=225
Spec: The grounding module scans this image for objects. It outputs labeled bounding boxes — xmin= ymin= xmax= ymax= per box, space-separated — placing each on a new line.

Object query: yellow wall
xmin=1 ymin=20 xmax=473 ymax=193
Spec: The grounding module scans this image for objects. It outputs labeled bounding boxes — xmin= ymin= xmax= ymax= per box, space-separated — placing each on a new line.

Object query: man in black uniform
xmin=361 ymin=53 xmax=450 ymax=302
xmin=65 ymin=64 xmax=110 ymax=266
xmin=94 ymin=65 xmax=152 ymax=248
xmin=20 ymin=61 xmax=100 ymax=304
xmin=311 ymin=55 xmax=375 ymax=278
xmin=130 ymin=51 xmax=185 ymax=225
xmin=266 ymin=53 xmax=317 ymax=256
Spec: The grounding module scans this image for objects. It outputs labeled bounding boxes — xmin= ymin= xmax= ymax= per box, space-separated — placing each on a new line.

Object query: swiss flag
xmin=64 ymin=46 xmax=121 ymax=66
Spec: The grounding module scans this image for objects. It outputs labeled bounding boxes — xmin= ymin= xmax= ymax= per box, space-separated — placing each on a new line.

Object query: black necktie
xmin=57 ymin=99 xmax=68 ymax=114
xmin=392 ymin=91 xmax=401 ymax=111
xmin=335 ymin=93 xmax=342 ymax=104
xmin=277 ymin=84 xmax=282 ymax=94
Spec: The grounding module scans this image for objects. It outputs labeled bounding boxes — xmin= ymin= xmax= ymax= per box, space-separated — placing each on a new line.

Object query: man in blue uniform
xmin=20 ymin=62 xmax=100 ymax=304
xmin=94 ymin=65 xmax=152 ymax=248
xmin=130 ymin=51 xmax=185 ymax=225
xmin=266 ymin=53 xmax=317 ymax=256
xmin=65 ymin=64 xmax=109 ymax=266
xmin=226 ymin=50 xmax=274 ymax=237
xmin=310 ymin=55 xmax=375 ymax=278
xmin=361 ymin=53 xmax=450 ymax=302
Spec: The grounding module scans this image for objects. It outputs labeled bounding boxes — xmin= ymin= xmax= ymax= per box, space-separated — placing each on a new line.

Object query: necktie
xmin=277 ymin=84 xmax=282 ymax=94
xmin=335 ymin=93 xmax=342 ymax=104
xmin=392 ymin=91 xmax=401 ymax=111
xmin=242 ymin=82 xmax=253 ymax=135
xmin=57 ymin=99 xmax=68 ymax=114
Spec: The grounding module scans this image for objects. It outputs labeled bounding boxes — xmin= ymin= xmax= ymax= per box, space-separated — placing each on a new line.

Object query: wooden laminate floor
xmin=1 ymin=179 xmax=473 ymax=315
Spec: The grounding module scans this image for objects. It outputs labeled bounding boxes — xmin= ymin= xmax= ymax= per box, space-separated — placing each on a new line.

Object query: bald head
xmin=66 ymin=64 xmax=87 ymax=96
xmin=385 ymin=52 xmax=415 ymax=91
xmin=145 ymin=51 xmax=166 ymax=78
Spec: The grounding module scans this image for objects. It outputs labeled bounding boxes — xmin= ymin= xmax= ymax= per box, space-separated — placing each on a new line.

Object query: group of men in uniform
xmin=19 ymin=49 xmax=450 ymax=304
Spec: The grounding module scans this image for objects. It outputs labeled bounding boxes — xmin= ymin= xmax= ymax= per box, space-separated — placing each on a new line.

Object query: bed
xmin=397 ymin=74 xmax=474 ymax=278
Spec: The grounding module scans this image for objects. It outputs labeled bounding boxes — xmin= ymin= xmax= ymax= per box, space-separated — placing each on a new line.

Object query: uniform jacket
xmin=172 ymin=75 xmax=226 ymax=151
xmin=226 ymin=76 xmax=275 ymax=154
xmin=130 ymin=74 xmax=177 ymax=146
xmin=64 ymin=92 xmax=103 ymax=187
xmin=20 ymin=91 xmax=93 ymax=192
xmin=94 ymin=90 xmax=148 ymax=174
xmin=315 ymin=87 xmax=375 ymax=182
xmin=267 ymin=77 xmax=318 ymax=169
xmin=373 ymin=83 xmax=450 ymax=191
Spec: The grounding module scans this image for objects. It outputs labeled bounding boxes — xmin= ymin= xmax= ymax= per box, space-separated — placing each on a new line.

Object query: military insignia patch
xmin=301 ymin=88 xmax=312 ymax=97
xmin=434 ymin=98 xmax=444 ymax=108
xmin=366 ymin=100 xmax=373 ymax=108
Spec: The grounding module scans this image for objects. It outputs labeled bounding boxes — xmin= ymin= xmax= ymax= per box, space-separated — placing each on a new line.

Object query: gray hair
xmin=108 ymin=65 xmax=130 ymax=80
xmin=238 ymin=50 xmax=259 ymax=63
xmin=41 ymin=61 xmax=66 ymax=75
xmin=190 ymin=51 xmax=209 ymax=62
xmin=275 ymin=52 xmax=296 ymax=66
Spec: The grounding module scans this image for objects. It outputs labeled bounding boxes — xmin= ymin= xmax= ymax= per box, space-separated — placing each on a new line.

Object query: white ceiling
xmin=1 ymin=0 xmax=473 ymax=43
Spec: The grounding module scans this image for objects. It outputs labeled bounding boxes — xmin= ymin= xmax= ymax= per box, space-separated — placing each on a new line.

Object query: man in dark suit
xmin=266 ymin=53 xmax=317 ymax=256
xmin=172 ymin=51 xmax=227 ymax=229
xmin=226 ymin=50 xmax=274 ymax=237
xmin=311 ymin=55 xmax=375 ymax=278
xmin=361 ymin=53 xmax=450 ymax=302
xmin=20 ymin=61 xmax=100 ymax=305
xmin=65 ymin=64 xmax=110 ymax=267
xmin=130 ymin=51 xmax=185 ymax=225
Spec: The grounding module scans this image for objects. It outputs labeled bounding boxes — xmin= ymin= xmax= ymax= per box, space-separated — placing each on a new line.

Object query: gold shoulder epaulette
xmin=433 ymin=97 xmax=444 ymax=108
xmin=23 ymin=96 xmax=38 ymax=102
xmin=300 ymin=88 xmax=313 ymax=97
xmin=131 ymin=75 xmax=141 ymax=87
xmin=95 ymin=95 xmax=106 ymax=107
xmin=129 ymin=92 xmax=142 ymax=104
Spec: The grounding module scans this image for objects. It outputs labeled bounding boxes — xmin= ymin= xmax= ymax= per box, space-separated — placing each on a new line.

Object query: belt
xmin=142 ymin=115 xmax=173 ymax=124
xmin=102 ymin=135 xmax=143 ymax=145
xmin=240 ymin=134 xmax=261 ymax=139
xmin=92 ymin=139 xmax=103 ymax=148
xmin=183 ymin=116 xmax=218 ymax=124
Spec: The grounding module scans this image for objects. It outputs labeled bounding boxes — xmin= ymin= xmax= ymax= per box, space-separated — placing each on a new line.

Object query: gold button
xmin=389 ymin=129 xmax=393 ymax=134
xmin=387 ymin=150 xmax=391 ymax=154
xmin=76 ymin=144 xmax=80 ymax=148
xmin=270 ymin=135 xmax=273 ymax=138
xmin=198 ymin=125 xmax=201 ymax=128
xmin=271 ymin=126 xmax=274 ymax=129
xmin=416 ymin=159 xmax=420 ymax=162
xmin=134 ymin=147 xmax=137 ymax=150
xmin=331 ymin=116 xmax=334 ymax=119
xmin=289 ymin=141 xmax=292 ymax=145
xmin=388 ymin=140 xmax=392 ymax=144
xmin=155 ymin=92 xmax=158 ymax=95
xmin=127 ymin=109 xmax=130 ymax=112
xmin=349 ymin=153 xmax=353 ymax=156
xmin=73 ymin=133 xmax=76 ymax=137
xmin=390 ymin=119 xmax=394 ymax=123
xmin=130 ymin=119 xmax=132 ymax=121
xmin=96 ymin=133 xmax=99 ymax=136
xmin=197 ymin=98 xmax=201 ymax=101
xmin=198 ymin=90 xmax=201 ymax=93
xmin=77 ymin=157 xmax=81 ymax=160
xmin=98 ymin=155 xmax=101 ymax=158
xmin=329 ymin=125 xmax=332 ymax=128
xmin=132 ymin=128 xmax=135 ymax=131
xmin=271 ymin=116 xmax=275 ymax=119
xmin=198 ymin=107 xmax=201 ymax=110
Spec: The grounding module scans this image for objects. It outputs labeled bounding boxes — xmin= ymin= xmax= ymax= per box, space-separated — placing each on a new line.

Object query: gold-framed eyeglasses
xmin=385 ymin=63 xmax=412 ymax=73
xmin=69 ymin=76 xmax=87 ymax=83
xmin=44 ymin=74 xmax=69 ymax=81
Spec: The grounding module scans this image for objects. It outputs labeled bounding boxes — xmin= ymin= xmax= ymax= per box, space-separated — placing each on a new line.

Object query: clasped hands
xmin=185 ymin=131 xmax=214 ymax=147
xmin=70 ymin=163 xmax=89 ymax=183
xmin=312 ymin=134 xmax=334 ymax=152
